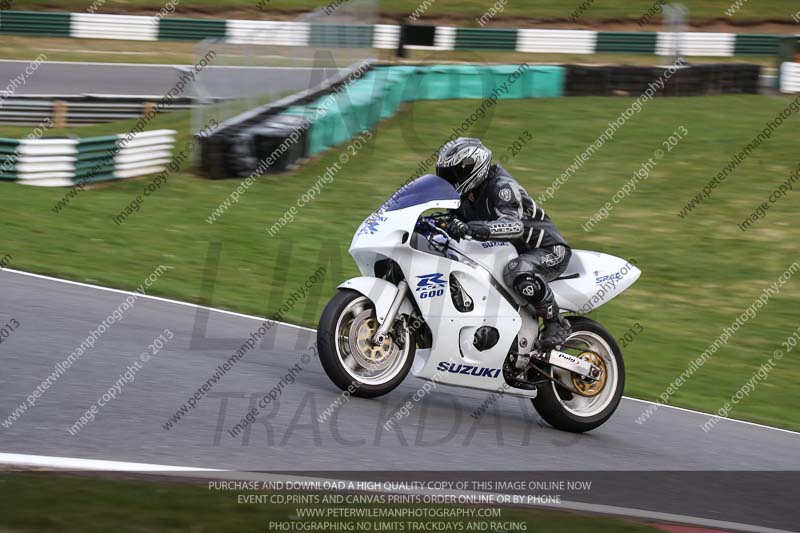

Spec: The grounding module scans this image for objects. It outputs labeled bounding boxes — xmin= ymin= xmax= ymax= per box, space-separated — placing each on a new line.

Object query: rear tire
xmin=532 ymin=316 xmax=625 ymax=433
xmin=317 ymin=289 xmax=415 ymax=399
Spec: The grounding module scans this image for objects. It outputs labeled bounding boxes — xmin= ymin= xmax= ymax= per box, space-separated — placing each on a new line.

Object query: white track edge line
xmin=1 ymin=268 xmax=315 ymax=333
xmin=3 ymin=267 xmax=798 ymax=437
xmin=622 ymin=397 xmax=800 ymax=436
xmin=0 ymin=452 xmax=224 ymax=472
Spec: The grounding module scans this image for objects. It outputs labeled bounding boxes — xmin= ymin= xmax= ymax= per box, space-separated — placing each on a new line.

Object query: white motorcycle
xmin=317 ymin=174 xmax=641 ymax=432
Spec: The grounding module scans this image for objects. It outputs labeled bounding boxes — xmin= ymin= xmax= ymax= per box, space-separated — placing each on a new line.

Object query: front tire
xmin=532 ymin=316 xmax=625 ymax=433
xmin=317 ymin=289 xmax=415 ymax=399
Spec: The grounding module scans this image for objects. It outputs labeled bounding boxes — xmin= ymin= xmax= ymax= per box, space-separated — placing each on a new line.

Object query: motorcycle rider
xmin=435 ymin=137 xmax=572 ymax=350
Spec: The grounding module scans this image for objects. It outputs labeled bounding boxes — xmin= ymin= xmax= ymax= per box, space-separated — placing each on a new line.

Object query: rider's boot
xmin=536 ymin=300 xmax=571 ymax=350
xmin=514 ymin=274 xmax=571 ymax=350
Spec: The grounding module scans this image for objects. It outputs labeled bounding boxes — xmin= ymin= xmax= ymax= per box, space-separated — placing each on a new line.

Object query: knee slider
xmin=513 ymin=273 xmax=547 ymax=302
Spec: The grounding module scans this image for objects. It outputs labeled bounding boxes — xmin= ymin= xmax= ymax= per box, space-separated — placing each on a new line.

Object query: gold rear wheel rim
xmin=571 ymin=350 xmax=607 ymax=397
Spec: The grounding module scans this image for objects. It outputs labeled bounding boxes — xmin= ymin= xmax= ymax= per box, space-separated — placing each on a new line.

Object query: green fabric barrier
xmin=380 ymin=66 xmax=417 ymax=116
xmin=282 ymin=65 xmax=564 ymax=158
xmin=0 ymin=11 xmax=71 ymax=37
xmin=405 ymin=65 xmax=564 ymax=100
xmin=284 ymin=102 xmax=349 ymax=154
xmin=492 ymin=65 xmax=525 ymax=99
xmin=525 ymin=66 xmax=564 ymax=98
xmin=346 ymin=71 xmax=388 ymax=129
xmin=316 ymin=98 xmax=352 ymax=150
xmin=282 ymin=106 xmax=324 ymax=155
xmin=417 ymin=65 xmax=490 ymax=99
xmin=285 ymin=70 xmax=392 ymax=154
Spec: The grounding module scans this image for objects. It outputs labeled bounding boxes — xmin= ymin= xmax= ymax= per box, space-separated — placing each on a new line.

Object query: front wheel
xmin=317 ymin=289 xmax=415 ymax=398
xmin=532 ymin=316 xmax=625 ymax=433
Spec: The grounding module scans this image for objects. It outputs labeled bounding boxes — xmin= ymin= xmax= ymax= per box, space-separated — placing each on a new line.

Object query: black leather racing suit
xmin=453 ymin=164 xmax=572 ymax=317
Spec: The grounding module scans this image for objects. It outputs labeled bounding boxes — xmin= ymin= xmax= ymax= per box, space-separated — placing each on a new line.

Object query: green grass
xmin=6 ymin=0 xmax=800 ymax=22
xmin=1 ymin=94 xmax=799 ymax=431
xmin=0 ymin=473 xmax=660 ymax=533
xmin=0 ymin=36 xmax=204 ymax=65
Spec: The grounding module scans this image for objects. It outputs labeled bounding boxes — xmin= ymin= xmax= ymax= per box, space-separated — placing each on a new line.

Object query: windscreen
xmin=384 ymin=174 xmax=460 ymax=212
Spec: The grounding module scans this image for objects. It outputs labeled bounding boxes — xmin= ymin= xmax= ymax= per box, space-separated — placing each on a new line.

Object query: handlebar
xmin=415 ymin=213 xmax=452 ymax=235
xmin=415 ymin=213 xmax=472 ymax=244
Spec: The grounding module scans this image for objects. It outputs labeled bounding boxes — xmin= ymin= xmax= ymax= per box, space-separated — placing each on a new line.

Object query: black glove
xmin=467 ymin=222 xmax=491 ymax=241
xmin=446 ymin=218 xmax=470 ymax=240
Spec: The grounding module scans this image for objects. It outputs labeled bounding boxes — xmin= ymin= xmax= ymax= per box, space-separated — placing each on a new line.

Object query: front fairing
xmin=348 ymin=174 xmax=526 ymax=392
xmin=350 ymin=175 xmax=460 ymax=275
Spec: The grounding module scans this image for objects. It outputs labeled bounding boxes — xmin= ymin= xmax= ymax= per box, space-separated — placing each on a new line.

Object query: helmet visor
xmin=435 ymin=165 xmax=463 ymax=187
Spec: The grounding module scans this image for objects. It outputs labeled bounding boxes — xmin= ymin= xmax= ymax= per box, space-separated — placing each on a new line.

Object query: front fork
xmin=371 ymin=280 xmax=409 ymax=345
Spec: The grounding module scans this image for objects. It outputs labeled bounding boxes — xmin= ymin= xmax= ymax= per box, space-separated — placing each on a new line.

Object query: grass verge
xmin=0 ymin=472 xmax=661 ymax=533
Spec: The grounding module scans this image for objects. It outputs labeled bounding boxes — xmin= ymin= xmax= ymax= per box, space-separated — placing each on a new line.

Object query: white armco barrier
xmin=780 ymin=62 xmax=800 ymax=93
xmin=71 ymin=13 xmax=159 ymax=41
xmin=226 ymin=20 xmax=310 ymax=46
xmin=373 ymin=24 xmax=401 ymax=50
xmin=656 ymin=32 xmax=736 ymax=57
xmin=0 ymin=130 xmax=177 ymax=187
xmin=0 ymin=10 xmax=785 ymax=57
xmin=517 ymin=29 xmax=597 ymax=54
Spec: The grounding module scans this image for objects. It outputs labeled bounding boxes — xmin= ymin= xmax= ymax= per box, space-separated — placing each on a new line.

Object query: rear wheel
xmin=317 ymin=289 xmax=415 ymax=398
xmin=532 ymin=316 xmax=624 ymax=433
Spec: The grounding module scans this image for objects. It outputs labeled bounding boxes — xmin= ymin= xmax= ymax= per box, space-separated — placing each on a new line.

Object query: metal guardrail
xmin=0 ymin=95 xmax=203 ymax=125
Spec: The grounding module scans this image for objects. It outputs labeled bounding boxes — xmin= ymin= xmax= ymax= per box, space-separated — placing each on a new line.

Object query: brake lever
xmin=423 ymin=221 xmax=452 ymax=254
xmin=426 ymin=220 xmax=450 ymax=240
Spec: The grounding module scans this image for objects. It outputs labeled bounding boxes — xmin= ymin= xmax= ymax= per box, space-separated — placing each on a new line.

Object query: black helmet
xmin=436 ymin=137 xmax=492 ymax=194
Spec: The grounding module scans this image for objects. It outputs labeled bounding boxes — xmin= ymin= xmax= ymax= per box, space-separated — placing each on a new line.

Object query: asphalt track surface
xmin=0 ymin=268 xmax=798 ymax=532
xmin=0 ymin=60 xmax=343 ymax=98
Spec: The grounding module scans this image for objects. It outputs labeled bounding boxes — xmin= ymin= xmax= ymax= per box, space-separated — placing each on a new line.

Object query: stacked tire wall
xmin=200 ymin=64 xmax=566 ymax=179
xmin=565 ymin=64 xmax=761 ymax=96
